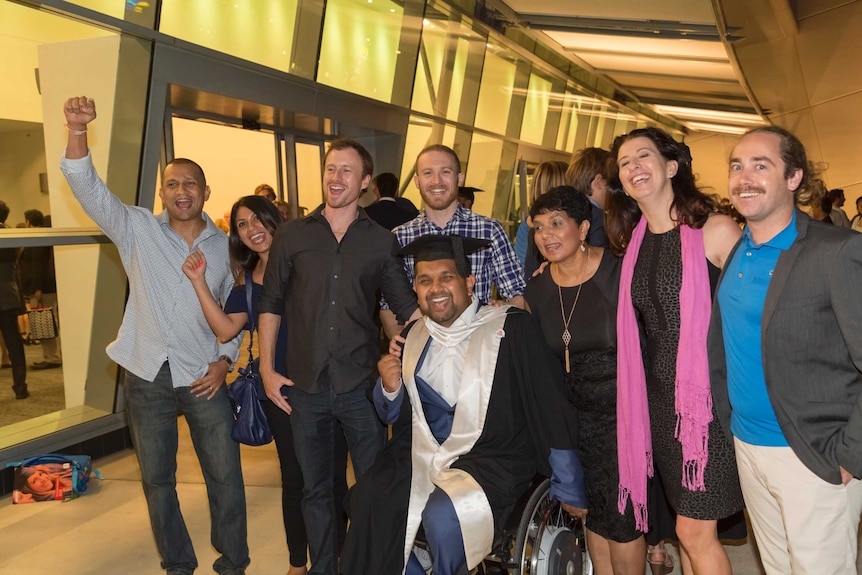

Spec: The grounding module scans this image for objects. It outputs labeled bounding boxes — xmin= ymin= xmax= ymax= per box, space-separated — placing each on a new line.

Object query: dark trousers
xmin=265 ymin=401 xmax=350 ymax=569
xmin=290 ymin=382 xmax=386 ymax=575
xmin=0 ymin=308 xmax=26 ymax=395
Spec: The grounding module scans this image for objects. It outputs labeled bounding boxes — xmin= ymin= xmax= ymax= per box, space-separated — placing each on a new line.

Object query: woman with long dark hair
xmin=183 ymin=195 xmax=347 ymax=575
xmin=608 ymin=128 xmax=743 ymax=575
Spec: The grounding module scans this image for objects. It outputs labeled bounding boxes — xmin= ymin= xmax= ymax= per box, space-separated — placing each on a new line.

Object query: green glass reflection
xmin=160 ymin=0 xmax=298 ymax=74
xmin=318 ymin=0 xmax=404 ymax=103
xmin=556 ymin=92 xmax=580 ymax=153
xmin=474 ymin=46 xmax=517 ymax=136
xmin=411 ymin=15 xmax=481 ymax=121
xmin=520 ymin=73 xmax=552 ymax=145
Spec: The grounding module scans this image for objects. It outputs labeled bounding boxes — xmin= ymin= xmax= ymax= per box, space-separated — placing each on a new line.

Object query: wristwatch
xmin=219 ymin=355 xmax=234 ymax=373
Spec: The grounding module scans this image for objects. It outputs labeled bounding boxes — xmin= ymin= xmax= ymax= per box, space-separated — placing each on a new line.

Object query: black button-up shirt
xmin=259 ymin=205 xmax=418 ymax=394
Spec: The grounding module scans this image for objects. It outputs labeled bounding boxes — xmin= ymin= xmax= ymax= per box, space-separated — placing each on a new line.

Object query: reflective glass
xmin=318 ymin=0 xmax=405 ymax=103
xmin=411 ymin=11 xmax=484 ymax=122
xmin=465 ymin=133 xmax=517 ymax=228
xmin=520 ymin=73 xmax=553 ymax=145
xmin=473 ymin=44 xmax=520 ymax=136
xmin=0 ymin=0 xmax=145 ymax=447
xmin=160 ymin=0 xmax=298 ymax=75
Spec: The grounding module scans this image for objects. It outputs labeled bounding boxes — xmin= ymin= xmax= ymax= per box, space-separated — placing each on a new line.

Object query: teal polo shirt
xmin=718 ymin=212 xmax=797 ymax=446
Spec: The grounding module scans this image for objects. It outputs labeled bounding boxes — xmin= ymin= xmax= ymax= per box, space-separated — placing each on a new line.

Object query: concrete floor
xmin=0 ymin=416 xmax=796 ymax=575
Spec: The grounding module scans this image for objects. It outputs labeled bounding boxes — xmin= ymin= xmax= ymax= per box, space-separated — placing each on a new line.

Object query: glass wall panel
xmin=465 ymin=133 xmax=517 ymax=227
xmin=160 ymin=0 xmax=298 ymax=75
xmin=473 ymin=46 xmax=518 ymax=136
xmin=0 ymin=0 xmax=148 ymax=446
xmin=65 ymin=0 xmax=125 ymax=19
xmin=317 ymin=0 xmax=404 ymax=103
xmin=519 ymin=73 xmax=552 ymax=145
xmin=411 ymin=9 xmax=484 ymax=123
xmin=295 ymin=142 xmax=324 ymax=214
xmin=556 ymin=91 xmax=580 ymax=153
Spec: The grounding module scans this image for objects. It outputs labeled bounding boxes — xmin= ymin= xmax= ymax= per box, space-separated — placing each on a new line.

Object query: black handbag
xmin=226 ymin=273 xmax=273 ymax=446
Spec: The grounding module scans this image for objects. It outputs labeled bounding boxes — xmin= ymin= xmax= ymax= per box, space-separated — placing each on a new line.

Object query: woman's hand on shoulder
xmin=703 ymin=213 xmax=742 ymax=269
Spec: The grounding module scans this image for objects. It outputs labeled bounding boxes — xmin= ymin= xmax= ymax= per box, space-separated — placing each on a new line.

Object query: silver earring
xmin=580 ymin=242 xmax=586 ymax=253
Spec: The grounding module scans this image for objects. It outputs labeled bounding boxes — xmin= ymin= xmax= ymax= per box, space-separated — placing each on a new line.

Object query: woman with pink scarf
xmin=607 ymin=128 xmax=743 ymax=574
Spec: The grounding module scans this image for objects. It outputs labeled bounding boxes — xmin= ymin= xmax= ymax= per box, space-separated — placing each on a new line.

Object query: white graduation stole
xmin=399 ymin=305 xmax=510 ymax=571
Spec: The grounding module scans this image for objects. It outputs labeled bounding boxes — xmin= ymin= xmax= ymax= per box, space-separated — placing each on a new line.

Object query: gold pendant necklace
xmin=557 ymin=245 xmax=590 ymax=373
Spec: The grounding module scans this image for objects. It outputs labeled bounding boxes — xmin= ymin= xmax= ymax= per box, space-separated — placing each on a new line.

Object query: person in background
xmin=364 ymin=172 xmax=416 ymax=230
xmin=455 ymin=185 xmax=482 ymax=210
xmin=710 ymin=126 xmax=862 ymax=574
xmin=828 ymin=188 xmax=851 ymax=228
xmin=274 ymin=199 xmax=292 ymax=222
xmin=61 ymin=96 xmax=248 ymax=575
xmin=255 ymin=183 xmax=277 ymax=202
xmin=19 ymin=209 xmax=62 ymax=370
xmin=567 ymin=147 xmax=611 ymax=248
xmin=608 ymin=127 xmax=743 ymax=575
xmin=0 ymin=200 xmax=27 ymax=399
xmin=514 ymin=161 xmax=568 ymax=277
xmin=851 ymin=196 xmax=862 ymax=232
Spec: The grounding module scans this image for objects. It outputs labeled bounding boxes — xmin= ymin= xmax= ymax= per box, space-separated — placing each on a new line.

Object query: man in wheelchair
xmin=342 ymin=234 xmax=587 ymax=575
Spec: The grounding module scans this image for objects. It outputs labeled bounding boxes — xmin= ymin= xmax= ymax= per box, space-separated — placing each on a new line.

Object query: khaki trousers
xmin=735 ymin=437 xmax=862 ymax=575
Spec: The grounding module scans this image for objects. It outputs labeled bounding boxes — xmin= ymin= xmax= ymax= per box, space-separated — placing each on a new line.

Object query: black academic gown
xmin=342 ymin=308 xmax=582 ymax=574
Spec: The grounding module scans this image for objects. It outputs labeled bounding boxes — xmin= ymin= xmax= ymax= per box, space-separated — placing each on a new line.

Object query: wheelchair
xmin=420 ymin=476 xmax=594 ymax=575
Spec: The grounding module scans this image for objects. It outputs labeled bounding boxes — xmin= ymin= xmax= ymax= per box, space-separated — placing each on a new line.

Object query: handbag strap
xmin=245 ymin=272 xmax=255 ymax=365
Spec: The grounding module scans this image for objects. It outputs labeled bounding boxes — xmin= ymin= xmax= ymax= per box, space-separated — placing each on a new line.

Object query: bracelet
xmin=64 ymin=124 xmax=87 ymax=136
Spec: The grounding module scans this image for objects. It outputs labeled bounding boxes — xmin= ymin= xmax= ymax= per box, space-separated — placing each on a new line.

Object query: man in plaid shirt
xmin=381 ymin=144 xmax=524 ymax=337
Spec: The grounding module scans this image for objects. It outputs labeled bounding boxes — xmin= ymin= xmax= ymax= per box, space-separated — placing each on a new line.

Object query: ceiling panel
xmin=582 ymin=54 xmax=737 ymax=81
xmin=496 ymin=0 xmax=764 ymax=134
xmin=544 ymin=31 xmax=728 ymax=59
xmin=504 ymin=0 xmax=716 ymax=23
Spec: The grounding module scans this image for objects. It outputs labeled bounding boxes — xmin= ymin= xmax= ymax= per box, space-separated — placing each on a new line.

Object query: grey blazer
xmin=708 ymin=209 xmax=862 ymax=484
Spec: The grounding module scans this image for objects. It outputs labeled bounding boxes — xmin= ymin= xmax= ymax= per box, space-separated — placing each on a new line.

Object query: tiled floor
xmin=0 ymin=415 xmax=799 ymax=575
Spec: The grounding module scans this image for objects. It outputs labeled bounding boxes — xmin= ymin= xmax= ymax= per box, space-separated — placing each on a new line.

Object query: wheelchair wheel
xmin=512 ymin=478 xmax=593 ymax=575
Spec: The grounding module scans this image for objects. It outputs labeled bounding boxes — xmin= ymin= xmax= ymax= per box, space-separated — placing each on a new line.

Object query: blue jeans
xmin=125 ymin=362 xmax=249 ymax=574
xmin=290 ymin=382 xmax=385 ymax=575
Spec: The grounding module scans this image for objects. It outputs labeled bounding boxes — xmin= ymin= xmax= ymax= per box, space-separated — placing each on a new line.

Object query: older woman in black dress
xmin=525 ymin=186 xmax=645 ymax=575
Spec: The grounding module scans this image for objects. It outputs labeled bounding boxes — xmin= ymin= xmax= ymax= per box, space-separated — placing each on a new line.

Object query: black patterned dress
xmin=526 ymin=250 xmax=640 ymax=542
xmin=631 ymin=227 xmax=744 ymax=520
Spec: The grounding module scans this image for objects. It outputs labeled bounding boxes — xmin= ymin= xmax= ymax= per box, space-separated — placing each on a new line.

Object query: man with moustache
xmin=258 ymin=137 xmax=419 ymax=575
xmin=380 ymin=144 xmax=525 ymax=337
xmin=708 ymin=126 xmax=862 ymax=574
xmin=60 ymin=96 xmax=247 ymax=575
xmin=343 ymin=234 xmax=586 ymax=575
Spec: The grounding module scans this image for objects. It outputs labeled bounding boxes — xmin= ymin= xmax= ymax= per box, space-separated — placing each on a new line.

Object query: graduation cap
xmin=457 ymin=186 xmax=484 ymax=202
xmin=398 ymin=234 xmax=491 ymax=278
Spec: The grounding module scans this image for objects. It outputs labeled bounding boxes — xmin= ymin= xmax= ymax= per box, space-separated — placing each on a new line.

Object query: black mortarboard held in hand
xmin=398 ymin=234 xmax=492 ymax=278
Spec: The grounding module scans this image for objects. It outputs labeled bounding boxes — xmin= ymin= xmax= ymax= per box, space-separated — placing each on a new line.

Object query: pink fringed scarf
xmin=617 ymin=217 xmax=713 ymax=532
